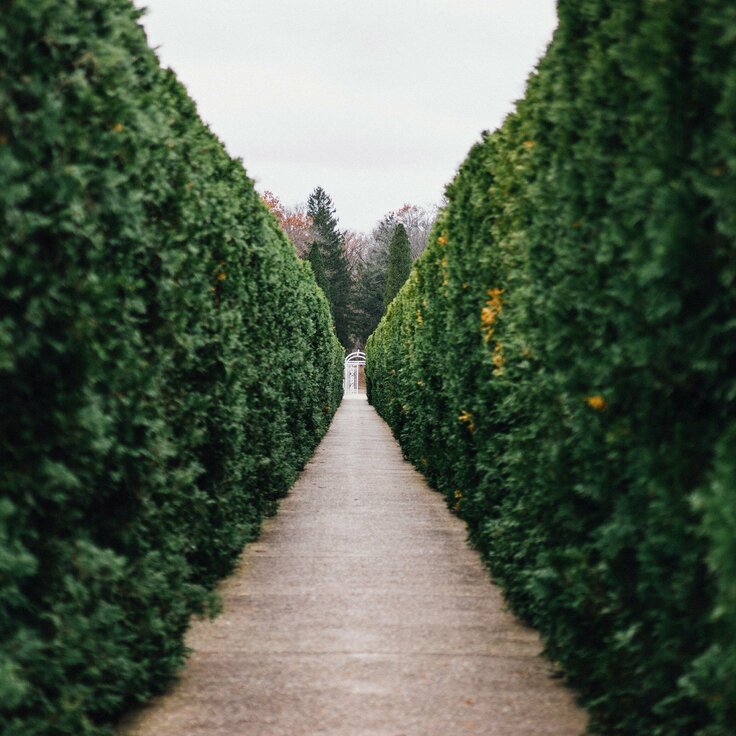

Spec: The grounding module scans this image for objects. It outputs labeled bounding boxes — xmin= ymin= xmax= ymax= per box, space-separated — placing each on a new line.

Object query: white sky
xmin=136 ymin=1 xmax=558 ymax=233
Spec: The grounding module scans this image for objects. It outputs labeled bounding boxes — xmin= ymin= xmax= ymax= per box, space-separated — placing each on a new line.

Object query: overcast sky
xmin=136 ymin=1 xmax=558 ymax=233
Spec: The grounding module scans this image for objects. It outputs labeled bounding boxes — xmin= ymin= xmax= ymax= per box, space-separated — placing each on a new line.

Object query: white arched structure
xmin=343 ymin=350 xmax=366 ymax=394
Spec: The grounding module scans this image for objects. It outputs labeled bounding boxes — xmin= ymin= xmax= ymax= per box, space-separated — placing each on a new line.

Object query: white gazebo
xmin=343 ymin=350 xmax=366 ymax=394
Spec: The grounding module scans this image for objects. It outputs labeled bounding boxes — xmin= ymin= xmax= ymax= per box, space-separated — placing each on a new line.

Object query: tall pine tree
xmin=306 ymin=241 xmax=328 ymax=298
xmin=306 ymin=187 xmax=352 ymax=348
xmin=383 ymin=223 xmax=412 ymax=307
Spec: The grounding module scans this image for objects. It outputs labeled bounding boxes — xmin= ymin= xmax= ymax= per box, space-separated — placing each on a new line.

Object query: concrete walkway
xmin=118 ymin=395 xmax=587 ymax=736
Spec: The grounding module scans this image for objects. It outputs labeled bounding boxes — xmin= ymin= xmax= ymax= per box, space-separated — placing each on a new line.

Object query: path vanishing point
xmin=118 ymin=395 xmax=587 ymax=736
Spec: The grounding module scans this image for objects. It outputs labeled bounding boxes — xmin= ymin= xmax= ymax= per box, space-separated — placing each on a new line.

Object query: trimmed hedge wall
xmin=0 ymin=2 xmax=343 ymax=734
xmin=367 ymin=2 xmax=736 ymax=735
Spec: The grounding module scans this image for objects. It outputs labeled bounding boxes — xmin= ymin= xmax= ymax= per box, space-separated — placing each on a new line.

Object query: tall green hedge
xmin=367 ymin=2 xmax=736 ymax=734
xmin=0 ymin=2 xmax=343 ymax=734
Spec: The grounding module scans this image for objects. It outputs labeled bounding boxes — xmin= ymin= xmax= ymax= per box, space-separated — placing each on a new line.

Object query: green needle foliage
xmin=306 ymin=187 xmax=353 ymax=348
xmin=367 ymin=2 xmax=736 ymax=734
xmin=383 ymin=224 xmax=412 ymax=307
xmin=0 ymin=1 xmax=343 ymax=734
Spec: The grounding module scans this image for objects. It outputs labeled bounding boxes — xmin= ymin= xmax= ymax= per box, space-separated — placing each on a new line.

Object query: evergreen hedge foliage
xmin=0 ymin=2 xmax=343 ymax=734
xmin=366 ymin=2 xmax=736 ymax=734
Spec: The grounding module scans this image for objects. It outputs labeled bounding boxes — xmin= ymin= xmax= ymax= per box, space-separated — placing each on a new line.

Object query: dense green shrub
xmin=0 ymin=2 xmax=343 ymax=734
xmin=367 ymin=2 xmax=736 ymax=734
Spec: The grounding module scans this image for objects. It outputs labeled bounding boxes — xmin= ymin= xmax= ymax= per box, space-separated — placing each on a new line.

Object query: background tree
xmin=383 ymin=223 xmax=412 ymax=306
xmin=393 ymin=203 xmax=438 ymax=259
xmin=351 ymin=213 xmax=395 ymax=345
xmin=351 ymin=207 xmax=437 ymax=346
xmin=306 ymin=187 xmax=352 ymax=348
xmin=342 ymin=229 xmax=371 ymax=275
xmin=306 ymin=241 xmax=328 ymax=296
xmin=352 ymin=260 xmax=385 ymax=347
xmin=261 ymin=190 xmax=312 ymax=256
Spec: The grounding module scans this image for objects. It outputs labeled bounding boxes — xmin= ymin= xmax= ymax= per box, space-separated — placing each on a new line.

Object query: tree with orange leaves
xmin=261 ymin=190 xmax=312 ymax=257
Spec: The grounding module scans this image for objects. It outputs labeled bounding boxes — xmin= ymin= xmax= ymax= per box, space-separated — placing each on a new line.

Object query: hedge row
xmin=0 ymin=2 xmax=343 ymax=734
xmin=366 ymin=2 xmax=736 ymax=734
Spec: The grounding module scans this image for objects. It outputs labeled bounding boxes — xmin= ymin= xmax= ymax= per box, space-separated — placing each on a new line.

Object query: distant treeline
xmin=265 ymin=190 xmax=436 ymax=347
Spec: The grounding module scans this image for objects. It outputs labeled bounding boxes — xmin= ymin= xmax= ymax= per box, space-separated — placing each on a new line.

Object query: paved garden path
xmin=119 ymin=395 xmax=586 ymax=736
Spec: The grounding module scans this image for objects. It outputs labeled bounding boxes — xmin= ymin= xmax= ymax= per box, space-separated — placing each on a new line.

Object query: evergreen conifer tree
xmin=383 ymin=223 xmax=412 ymax=307
xmin=306 ymin=241 xmax=329 ymax=299
xmin=353 ymin=260 xmax=386 ymax=346
xmin=306 ymin=187 xmax=352 ymax=348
